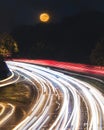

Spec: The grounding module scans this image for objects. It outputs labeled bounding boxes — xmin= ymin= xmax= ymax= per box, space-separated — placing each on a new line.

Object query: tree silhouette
xmin=90 ymin=39 xmax=104 ymax=65
xmin=0 ymin=33 xmax=19 ymax=58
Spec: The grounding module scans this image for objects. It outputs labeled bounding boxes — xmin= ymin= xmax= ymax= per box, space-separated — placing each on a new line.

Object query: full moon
xmin=39 ymin=13 xmax=50 ymax=22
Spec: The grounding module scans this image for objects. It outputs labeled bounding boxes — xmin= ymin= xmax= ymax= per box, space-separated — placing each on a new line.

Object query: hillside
xmin=11 ymin=11 xmax=104 ymax=63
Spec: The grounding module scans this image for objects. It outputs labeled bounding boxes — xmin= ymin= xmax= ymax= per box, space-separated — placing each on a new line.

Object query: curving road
xmin=0 ymin=60 xmax=104 ymax=130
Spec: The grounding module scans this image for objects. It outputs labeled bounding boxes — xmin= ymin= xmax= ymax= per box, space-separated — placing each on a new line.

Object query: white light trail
xmin=3 ymin=61 xmax=104 ymax=130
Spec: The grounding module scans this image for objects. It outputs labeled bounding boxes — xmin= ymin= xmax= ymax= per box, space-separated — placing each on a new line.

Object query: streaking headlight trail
xmin=0 ymin=60 xmax=104 ymax=130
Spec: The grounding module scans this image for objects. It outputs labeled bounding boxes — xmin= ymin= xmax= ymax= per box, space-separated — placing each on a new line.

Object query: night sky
xmin=0 ymin=0 xmax=104 ymax=32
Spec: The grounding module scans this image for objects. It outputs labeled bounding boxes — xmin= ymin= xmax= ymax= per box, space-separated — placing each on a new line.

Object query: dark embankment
xmin=0 ymin=55 xmax=11 ymax=80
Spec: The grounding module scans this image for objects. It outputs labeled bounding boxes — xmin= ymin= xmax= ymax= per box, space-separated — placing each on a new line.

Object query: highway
xmin=0 ymin=60 xmax=104 ymax=130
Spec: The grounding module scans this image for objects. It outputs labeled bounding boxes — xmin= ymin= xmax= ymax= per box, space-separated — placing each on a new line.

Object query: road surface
xmin=0 ymin=60 xmax=104 ymax=130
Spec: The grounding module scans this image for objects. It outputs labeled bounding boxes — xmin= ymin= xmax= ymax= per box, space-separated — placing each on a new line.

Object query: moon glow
xmin=39 ymin=13 xmax=50 ymax=22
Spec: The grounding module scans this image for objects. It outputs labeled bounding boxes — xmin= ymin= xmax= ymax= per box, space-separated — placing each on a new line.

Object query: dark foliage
xmin=90 ymin=39 xmax=104 ymax=65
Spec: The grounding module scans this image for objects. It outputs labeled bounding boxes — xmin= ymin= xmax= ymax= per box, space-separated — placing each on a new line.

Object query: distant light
xmin=39 ymin=13 xmax=50 ymax=23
